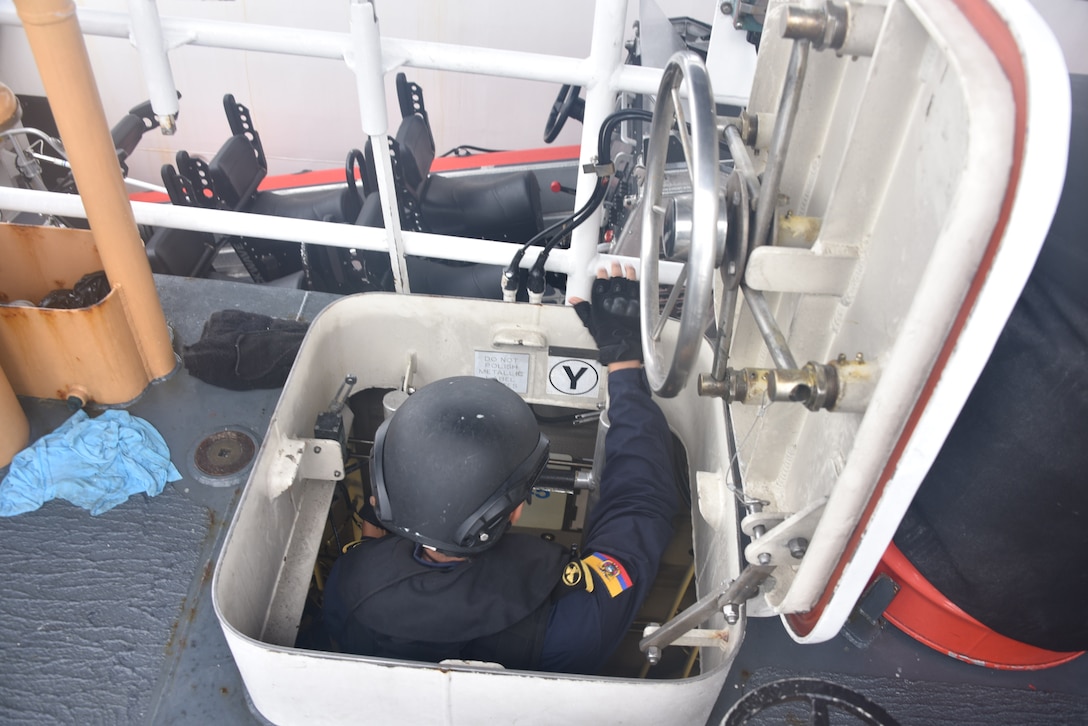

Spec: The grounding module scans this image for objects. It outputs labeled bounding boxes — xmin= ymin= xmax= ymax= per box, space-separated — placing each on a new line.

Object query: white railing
xmin=0 ymin=0 xmax=696 ymax=297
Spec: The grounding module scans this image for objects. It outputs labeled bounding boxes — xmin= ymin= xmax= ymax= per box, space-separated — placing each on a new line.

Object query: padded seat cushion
xmin=422 ymin=170 xmax=544 ymax=243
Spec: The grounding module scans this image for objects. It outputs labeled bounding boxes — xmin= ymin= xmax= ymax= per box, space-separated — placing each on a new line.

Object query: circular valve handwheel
xmin=639 ymin=51 xmax=722 ymax=398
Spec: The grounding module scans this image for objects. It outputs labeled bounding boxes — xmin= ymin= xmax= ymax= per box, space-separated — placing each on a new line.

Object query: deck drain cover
xmin=188 ymin=426 xmax=259 ymax=487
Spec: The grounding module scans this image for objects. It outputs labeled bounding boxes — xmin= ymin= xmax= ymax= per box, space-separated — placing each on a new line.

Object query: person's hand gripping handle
xmin=571 ymin=262 xmax=643 ymax=372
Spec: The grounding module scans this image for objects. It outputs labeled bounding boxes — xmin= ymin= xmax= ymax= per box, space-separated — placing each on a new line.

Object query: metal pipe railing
xmin=126 ymin=0 xmax=178 ymax=133
xmin=0 ymin=3 xmax=641 ymax=90
xmin=0 ymin=0 xmax=647 ymax=297
xmin=564 ymin=0 xmax=628 ymax=301
xmin=0 ymin=185 xmax=687 ymax=284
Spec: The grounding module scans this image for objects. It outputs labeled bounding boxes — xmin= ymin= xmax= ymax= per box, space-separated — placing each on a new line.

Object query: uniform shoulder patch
xmin=583 ymin=552 xmax=633 ymax=598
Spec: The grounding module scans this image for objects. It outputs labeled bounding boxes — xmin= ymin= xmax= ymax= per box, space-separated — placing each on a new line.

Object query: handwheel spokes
xmin=654 ymin=264 xmax=688 ymax=342
xmin=671 ymin=86 xmax=696 ymax=181
xmin=639 ymin=51 xmax=721 ymax=398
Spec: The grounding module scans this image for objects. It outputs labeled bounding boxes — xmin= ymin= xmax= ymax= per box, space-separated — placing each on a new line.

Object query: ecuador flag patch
xmin=584 ymin=552 xmax=633 ymax=598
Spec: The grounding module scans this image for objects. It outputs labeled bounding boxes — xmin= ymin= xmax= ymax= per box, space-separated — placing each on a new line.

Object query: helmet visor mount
xmin=452 ymin=433 xmax=549 ymax=550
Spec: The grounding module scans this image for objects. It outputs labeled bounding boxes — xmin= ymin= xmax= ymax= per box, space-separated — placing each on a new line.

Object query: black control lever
xmin=313 ymin=375 xmax=358 ymax=455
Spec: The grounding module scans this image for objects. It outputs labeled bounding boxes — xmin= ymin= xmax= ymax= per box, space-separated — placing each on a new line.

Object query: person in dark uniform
xmin=322 ymin=263 xmax=679 ymax=674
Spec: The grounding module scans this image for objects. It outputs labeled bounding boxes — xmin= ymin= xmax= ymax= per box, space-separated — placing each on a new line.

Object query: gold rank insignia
xmin=561 ymin=560 xmax=594 ymax=592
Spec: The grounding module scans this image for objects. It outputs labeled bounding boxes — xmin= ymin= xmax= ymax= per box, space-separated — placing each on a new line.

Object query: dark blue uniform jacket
xmin=323 ymin=367 xmax=679 ymax=674
xmin=539 ymin=367 xmax=679 ymax=673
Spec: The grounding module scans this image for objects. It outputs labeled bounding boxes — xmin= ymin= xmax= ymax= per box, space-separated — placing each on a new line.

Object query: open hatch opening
xmin=294 ymin=386 xmax=699 ymax=680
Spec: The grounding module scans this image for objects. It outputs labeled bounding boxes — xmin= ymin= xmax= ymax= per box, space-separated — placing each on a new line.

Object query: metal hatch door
xmin=636 ymin=0 xmax=1069 ymax=651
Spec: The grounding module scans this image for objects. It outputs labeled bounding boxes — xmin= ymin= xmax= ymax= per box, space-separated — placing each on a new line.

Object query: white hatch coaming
xmin=212 ymin=294 xmax=743 ymax=725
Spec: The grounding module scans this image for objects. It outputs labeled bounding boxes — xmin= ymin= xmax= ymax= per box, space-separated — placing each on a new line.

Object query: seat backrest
xmin=360 ymin=113 xmax=435 ymax=231
xmin=392 ymin=113 xmax=435 ymax=197
xmin=362 ymin=114 xmax=435 ymax=199
xmin=110 ymin=113 xmax=148 ymax=160
xmin=396 ymin=72 xmax=430 ymax=127
xmin=208 ymin=134 xmax=266 ymax=210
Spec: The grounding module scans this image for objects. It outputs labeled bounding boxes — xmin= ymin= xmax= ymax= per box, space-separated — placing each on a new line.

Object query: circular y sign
xmin=548 ymin=359 xmax=599 ymax=396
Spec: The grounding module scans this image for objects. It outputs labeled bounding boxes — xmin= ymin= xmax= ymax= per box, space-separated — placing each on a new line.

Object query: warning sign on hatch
xmin=474 ymin=350 xmax=530 ymax=393
xmin=547 ymin=356 xmax=600 ymax=397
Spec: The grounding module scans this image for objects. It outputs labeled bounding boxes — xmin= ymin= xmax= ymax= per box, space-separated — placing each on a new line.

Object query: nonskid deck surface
xmin=0 ymin=275 xmax=338 ymax=724
xmin=712 ymin=617 xmax=1088 ymax=725
xmin=0 ymin=276 xmax=1087 ymax=725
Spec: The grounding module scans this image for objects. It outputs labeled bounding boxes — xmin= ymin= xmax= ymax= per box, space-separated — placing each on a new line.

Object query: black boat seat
xmin=208 ymin=133 xmax=265 ymax=211
xmin=208 ymin=131 xmax=362 ymax=225
xmin=145 ymin=226 xmax=219 ymax=278
xmin=303 ymin=112 xmax=546 ymax=297
xmin=111 ymin=113 xmax=151 ymax=161
xmin=388 ymin=111 xmax=433 ymax=197
xmin=110 ymin=96 xmax=172 ymax=173
xmin=354 ymin=190 xmax=505 ymax=299
xmin=405 ymin=256 xmax=504 ymax=299
xmin=152 ymin=89 xmax=543 ymax=298
xmin=246 ymin=185 xmax=360 ymax=226
xmin=302 ymin=190 xmax=505 ymax=298
xmin=422 ymin=171 xmax=543 ymax=244
xmin=168 ymin=100 xmax=362 ymax=282
xmin=367 ymin=113 xmax=544 ymax=244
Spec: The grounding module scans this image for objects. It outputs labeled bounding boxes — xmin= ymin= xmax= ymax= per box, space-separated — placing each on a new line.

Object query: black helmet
xmin=371 ymin=376 xmax=549 ymax=555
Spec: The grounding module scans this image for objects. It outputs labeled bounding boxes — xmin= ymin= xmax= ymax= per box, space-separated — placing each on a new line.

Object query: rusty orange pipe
xmin=14 ymin=0 xmax=175 ymax=380
xmin=0 ymin=365 xmax=29 ymax=468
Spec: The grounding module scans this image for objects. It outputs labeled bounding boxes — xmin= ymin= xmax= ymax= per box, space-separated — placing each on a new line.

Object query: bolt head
xmin=788 ymin=537 xmax=809 ymax=559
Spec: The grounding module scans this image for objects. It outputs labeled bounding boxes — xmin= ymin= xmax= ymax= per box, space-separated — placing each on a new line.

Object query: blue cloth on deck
xmin=0 ymin=410 xmax=181 ymax=516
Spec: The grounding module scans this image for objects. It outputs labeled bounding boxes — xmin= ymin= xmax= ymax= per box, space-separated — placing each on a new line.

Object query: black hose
xmin=508 ymin=107 xmax=655 ymax=293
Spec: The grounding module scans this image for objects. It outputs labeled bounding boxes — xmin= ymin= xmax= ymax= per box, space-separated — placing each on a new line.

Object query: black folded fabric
xmin=39 ymin=270 xmax=111 ymax=309
xmin=182 ymin=309 xmax=308 ymax=390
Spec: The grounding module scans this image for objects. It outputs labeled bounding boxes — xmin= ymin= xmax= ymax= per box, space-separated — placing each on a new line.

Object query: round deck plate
xmin=188 ymin=426 xmax=260 ymax=488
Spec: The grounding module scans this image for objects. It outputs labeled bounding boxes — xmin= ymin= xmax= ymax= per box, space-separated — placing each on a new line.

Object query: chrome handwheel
xmin=640 ymin=51 xmax=721 ymax=398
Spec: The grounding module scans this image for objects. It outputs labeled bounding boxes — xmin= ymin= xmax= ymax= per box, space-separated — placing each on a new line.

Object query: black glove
xmin=573 ymin=274 xmax=643 ymax=365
